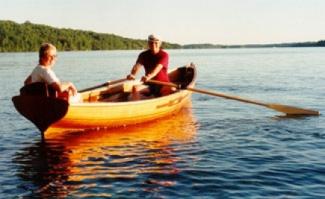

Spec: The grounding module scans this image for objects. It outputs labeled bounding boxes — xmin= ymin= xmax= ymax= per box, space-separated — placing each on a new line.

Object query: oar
xmin=147 ymin=80 xmax=320 ymax=116
xmin=79 ymin=78 xmax=127 ymax=93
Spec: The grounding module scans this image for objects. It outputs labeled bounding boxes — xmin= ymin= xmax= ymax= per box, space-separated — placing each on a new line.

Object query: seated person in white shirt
xmin=24 ymin=43 xmax=79 ymax=102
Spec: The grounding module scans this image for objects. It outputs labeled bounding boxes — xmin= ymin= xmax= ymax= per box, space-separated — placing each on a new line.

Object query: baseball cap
xmin=148 ymin=34 xmax=161 ymax=42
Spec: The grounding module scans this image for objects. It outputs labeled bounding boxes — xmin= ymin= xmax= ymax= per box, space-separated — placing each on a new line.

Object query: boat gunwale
xmin=70 ymin=89 xmax=191 ymax=107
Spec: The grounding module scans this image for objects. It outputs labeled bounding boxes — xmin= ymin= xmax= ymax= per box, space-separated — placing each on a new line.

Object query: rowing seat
xmin=20 ymin=82 xmax=57 ymax=97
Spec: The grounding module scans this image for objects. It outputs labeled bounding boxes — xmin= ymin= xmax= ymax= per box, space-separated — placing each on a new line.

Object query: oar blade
xmin=268 ymin=104 xmax=320 ymax=116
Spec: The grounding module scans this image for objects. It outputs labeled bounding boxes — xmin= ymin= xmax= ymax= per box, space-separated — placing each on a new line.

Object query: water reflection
xmin=13 ymin=140 xmax=73 ymax=197
xmin=13 ymin=105 xmax=198 ymax=198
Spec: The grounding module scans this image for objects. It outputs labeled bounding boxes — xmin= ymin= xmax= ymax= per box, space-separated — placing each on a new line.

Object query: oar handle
xmin=79 ymin=78 xmax=127 ymax=93
xmin=147 ymin=80 xmax=180 ymax=88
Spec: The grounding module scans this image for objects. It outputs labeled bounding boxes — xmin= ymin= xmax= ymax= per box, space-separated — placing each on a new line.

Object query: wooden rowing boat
xmin=12 ymin=64 xmax=196 ymax=135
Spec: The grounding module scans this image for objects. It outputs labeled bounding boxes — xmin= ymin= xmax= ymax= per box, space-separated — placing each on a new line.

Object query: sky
xmin=1 ymin=0 xmax=325 ymax=45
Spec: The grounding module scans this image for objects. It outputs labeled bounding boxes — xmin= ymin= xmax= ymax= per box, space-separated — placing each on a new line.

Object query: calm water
xmin=1 ymin=48 xmax=325 ymax=198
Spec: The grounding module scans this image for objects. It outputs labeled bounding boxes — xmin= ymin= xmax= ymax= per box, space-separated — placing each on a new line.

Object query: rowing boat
xmin=12 ymin=64 xmax=196 ymax=135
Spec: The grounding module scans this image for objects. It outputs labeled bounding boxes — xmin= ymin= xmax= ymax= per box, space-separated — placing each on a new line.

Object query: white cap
xmin=148 ymin=34 xmax=162 ymax=42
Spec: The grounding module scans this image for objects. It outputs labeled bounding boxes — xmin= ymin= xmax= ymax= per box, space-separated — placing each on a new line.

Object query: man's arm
xmin=141 ymin=64 xmax=163 ymax=82
xmin=127 ymin=63 xmax=142 ymax=80
xmin=50 ymin=81 xmax=77 ymax=95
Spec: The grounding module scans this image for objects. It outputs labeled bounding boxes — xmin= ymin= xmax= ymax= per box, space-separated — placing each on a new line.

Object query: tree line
xmin=0 ymin=20 xmax=324 ymax=52
xmin=0 ymin=20 xmax=181 ymax=52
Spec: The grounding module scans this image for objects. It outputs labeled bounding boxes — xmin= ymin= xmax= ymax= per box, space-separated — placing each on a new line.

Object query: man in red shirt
xmin=127 ymin=34 xmax=172 ymax=100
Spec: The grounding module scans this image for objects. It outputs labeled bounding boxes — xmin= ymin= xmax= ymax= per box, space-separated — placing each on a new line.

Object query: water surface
xmin=1 ymin=48 xmax=324 ymax=198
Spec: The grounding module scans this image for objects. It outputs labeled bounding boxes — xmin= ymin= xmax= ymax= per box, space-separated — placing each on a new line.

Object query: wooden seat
xmin=20 ymin=82 xmax=57 ymax=97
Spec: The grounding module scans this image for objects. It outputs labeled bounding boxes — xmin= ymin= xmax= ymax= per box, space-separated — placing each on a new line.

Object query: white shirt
xmin=30 ymin=65 xmax=60 ymax=84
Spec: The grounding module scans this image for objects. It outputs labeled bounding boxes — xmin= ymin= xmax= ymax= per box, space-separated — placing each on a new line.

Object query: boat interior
xmin=78 ymin=66 xmax=195 ymax=103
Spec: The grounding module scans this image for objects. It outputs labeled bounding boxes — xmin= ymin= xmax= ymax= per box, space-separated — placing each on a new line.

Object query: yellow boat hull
xmin=51 ymin=90 xmax=191 ymax=129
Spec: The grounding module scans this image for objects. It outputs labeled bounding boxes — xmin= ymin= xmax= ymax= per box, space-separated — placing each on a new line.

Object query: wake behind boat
xmin=12 ymin=64 xmax=196 ymax=135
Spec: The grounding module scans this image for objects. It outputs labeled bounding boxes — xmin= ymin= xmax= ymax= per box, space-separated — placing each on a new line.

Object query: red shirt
xmin=136 ymin=49 xmax=169 ymax=82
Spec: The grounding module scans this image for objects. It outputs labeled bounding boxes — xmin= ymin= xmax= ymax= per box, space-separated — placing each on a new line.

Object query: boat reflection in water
xmin=13 ymin=105 xmax=198 ymax=198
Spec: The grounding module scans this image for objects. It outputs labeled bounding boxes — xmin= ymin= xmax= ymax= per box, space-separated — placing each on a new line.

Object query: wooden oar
xmin=147 ymin=80 xmax=320 ymax=116
xmin=79 ymin=78 xmax=127 ymax=93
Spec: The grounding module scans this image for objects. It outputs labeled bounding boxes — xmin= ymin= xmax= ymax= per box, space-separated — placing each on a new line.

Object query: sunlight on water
xmin=12 ymin=107 xmax=199 ymax=197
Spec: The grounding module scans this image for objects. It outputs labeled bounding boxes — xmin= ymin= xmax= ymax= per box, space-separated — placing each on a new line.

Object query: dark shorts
xmin=146 ymin=84 xmax=162 ymax=97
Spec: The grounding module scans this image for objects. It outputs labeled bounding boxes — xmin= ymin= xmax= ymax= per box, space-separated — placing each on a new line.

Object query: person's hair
xmin=39 ymin=43 xmax=56 ymax=61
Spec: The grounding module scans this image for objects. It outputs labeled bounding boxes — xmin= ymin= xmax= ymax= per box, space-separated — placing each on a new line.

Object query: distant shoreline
xmin=0 ymin=20 xmax=324 ymax=52
xmin=182 ymin=41 xmax=325 ymax=49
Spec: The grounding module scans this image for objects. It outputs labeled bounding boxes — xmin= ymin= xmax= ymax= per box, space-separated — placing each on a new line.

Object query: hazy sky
xmin=1 ymin=0 xmax=324 ymax=45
